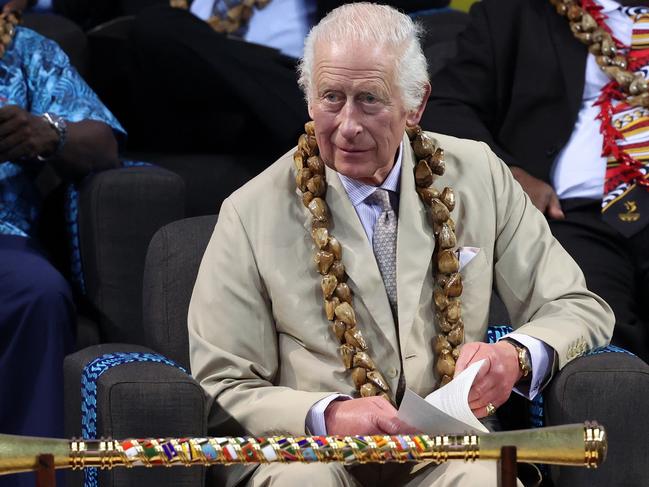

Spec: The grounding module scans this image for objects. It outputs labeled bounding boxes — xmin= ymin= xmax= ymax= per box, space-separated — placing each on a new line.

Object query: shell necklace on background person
xmin=293 ymin=121 xmax=463 ymax=400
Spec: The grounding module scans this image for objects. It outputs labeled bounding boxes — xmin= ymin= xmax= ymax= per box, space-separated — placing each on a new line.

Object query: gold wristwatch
xmin=502 ymin=339 xmax=532 ymax=378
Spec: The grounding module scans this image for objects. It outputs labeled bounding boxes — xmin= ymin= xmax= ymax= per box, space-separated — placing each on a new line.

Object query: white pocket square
xmin=456 ymin=246 xmax=481 ymax=271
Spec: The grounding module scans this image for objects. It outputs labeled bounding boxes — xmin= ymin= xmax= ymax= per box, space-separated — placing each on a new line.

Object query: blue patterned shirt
xmin=0 ymin=27 xmax=125 ymax=237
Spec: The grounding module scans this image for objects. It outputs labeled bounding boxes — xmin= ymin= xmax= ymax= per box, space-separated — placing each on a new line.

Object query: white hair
xmin=298 ymin=3 xmax=429 ymax=113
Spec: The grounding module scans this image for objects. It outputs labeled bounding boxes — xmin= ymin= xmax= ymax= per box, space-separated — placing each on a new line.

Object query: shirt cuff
xmin=500 ymin=333 xmax=555 ymax=400
xmin=305 ymin=393 xmax=352 ymax=435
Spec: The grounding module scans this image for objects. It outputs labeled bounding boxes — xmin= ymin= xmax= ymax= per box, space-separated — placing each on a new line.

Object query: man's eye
xmin=324 ymin=93 xmax=341 ymax=103
xmin=361 ymin=94 xmax=378 ymax=104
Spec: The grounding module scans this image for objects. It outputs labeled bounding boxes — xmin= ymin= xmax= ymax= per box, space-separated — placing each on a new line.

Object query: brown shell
xmin=332 ymin=320 xmax=346 ymax=342
xmin=312 ymin=227 xmax=329 ymax=249
xmin=433 ymin=288 xmax=449 ymax=311
xmin=416 ymin=186 xmax=440 ymax=206
xmin=327 ymin=237 xmax=342 ymax=261
xmin=315 ymin=250 xmax=334 ymax=274
xmin=307 ymin=155 xmax=325 ymax=174
xmin=308 ymin=197 xmax=328 ymax=223
xmin=445 ymin=299 xmax=462 ymax=323
xmin=448 ymin=324 xmax=464 ymax=346
xmin=438 ymin=249 xmax=459 ymax=274
xmin=405 ymin=125 xmax=421 ymax=140
xmin=307 ymin=175 xmax=326 ymax=197
xmin=360 ymin=382 xmax=379 ymax=397
xmin=334 ymin=282 xmax=352 ymax=304
xmin=433 ymin=335 xmax=451 ymax=355
xmin=413 ymin=132 xmax=435 ymax=159
xmin=296 ymin=168 xmax=312 ymax=192
xmin=304 ymin=120 xmax=316 ymax=136
xmin=439 ymin=374 xmax=452 ymax=387
xmin=340 ymin=343 xmax=354 ymax=369
xmin=630 ymin=75 xmax=649 ymax=96
xmin=324 ymin=296 xmax=340 ymax=321
xmin=298 ymin=134 xmax=318 ymax=156
xmin=430 ymin=198 xmax=450 ymax=224
xmin=438 ymin=223 xmax=457 ymax=249
xmin=444 ymin=273 xmax=463 ymax=298
xmin=330 ymin=261 xmax=346 ymax=282
xmin=301 ymin=192 xmax=313 ymax=209
xmin=321 ymin=274 xmax=338 ymax=299
xmin=452 ymin=347 xmax=461 ymax=360
xmin=367 ymin=370 xmax=389 ymax=391
xmin=415 ymin=160 xmax=433 ymax=188
xmin=344 ymin=328 xmax=368 ymax=350
xmin=435 ymin=349 xmax=455 ymax=378
xmin=580 ymin=13 xmax=597 ymax=32
xmin=600 ymin=37 xmax=616 ymax=57
xmin=293 ymin=150 xmax=306 ymax=172
xmin=567 ymin=3 xmax=581 ymax=21
xmin=334 ymin=302 xmax=356 ymax=326
xmin=351 ymin=367 xmax=367 ymax=388
xmin=437 ymin=314 xmax=453 ymax=333
xmin=440 ymin=187 xmax=455 ymax=212
xmin=429 ymin=148 xmax=445 ymax=175
xmin=352 ymin=352 xmax=376 ymax=370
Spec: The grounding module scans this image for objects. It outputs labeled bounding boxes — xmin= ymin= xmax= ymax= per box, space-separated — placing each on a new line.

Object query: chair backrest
xmin=143 ymin=215 xmax=218 ymax=370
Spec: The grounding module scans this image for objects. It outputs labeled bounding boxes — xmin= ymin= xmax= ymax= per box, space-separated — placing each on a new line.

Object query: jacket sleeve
xmin=484 ymin=142 xmax=614 ymax=369
xmin=188 ymin=198 xmax=335 ymax=436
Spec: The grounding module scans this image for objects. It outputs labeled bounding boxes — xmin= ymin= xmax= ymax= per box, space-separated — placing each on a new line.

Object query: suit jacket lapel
xmin=395 ymin=134 xmax=436 ymax=351
xmin=320 ymin=165 xmax=400 ymax=358
xmin=545 ymin=0 xmax=588 ymax=117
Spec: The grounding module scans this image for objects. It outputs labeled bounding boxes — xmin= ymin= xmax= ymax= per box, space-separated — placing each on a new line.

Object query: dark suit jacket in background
xmin=422 ymin=0 xmax=588 ymax=184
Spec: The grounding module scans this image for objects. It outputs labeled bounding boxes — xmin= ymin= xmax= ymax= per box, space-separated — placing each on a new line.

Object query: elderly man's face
xmin=308 ymin=42 xmax=425 ymax=185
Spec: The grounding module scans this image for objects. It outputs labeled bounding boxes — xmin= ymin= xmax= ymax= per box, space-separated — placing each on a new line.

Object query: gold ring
xmin=486 ymin=402 xmax=497 ymax=417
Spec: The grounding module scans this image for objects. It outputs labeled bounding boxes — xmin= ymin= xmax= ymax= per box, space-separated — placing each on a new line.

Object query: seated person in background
xmin=188 ymin=3 xmax=613 ymax=485
xmin=129 ymin=0 xmax=450 ymax=157
xmin=421 ymin=0 xmax=649 ymax=362
xmin=0 ymin=11 xmax=123 ymax=487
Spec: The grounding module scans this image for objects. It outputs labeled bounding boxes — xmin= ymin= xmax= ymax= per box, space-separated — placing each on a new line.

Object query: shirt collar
xmin=338 ymin=142 xmax=403 ymax=207
xmin=598 ymin=0 xmax=622 ymax=13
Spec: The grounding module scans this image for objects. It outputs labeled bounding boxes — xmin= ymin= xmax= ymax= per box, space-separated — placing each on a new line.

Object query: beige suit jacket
xmin=188 ymin=132 xmax=614 ymax=436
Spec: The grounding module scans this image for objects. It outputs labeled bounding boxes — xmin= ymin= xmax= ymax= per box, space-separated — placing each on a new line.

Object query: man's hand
xmin=0 ymin=105 xmax=59 ymax=161
xmin=510 ymin=166 xmax=565 ymax=220
xmin=454 ymin=341 xmax=522 ymax=418
xmin=324 ymin=396 xmax=417 ymax=435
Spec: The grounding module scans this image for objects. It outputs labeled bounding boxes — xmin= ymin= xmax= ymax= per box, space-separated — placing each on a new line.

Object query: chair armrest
xmin=64 ymin=344 xmax=205 ymax=487
xmin=545 ymin=352 xmax=649 ymax=487
xmin=78 ymin=166 xmax=185 ymax=344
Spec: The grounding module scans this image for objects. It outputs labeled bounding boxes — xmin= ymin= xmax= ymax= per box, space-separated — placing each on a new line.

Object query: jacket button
xmin=387 ymin=367 xmax=398 ymax=378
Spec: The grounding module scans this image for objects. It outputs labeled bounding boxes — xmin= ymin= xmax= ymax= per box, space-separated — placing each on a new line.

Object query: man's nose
xmin=338 ymin=102 xmax=363 ymax=139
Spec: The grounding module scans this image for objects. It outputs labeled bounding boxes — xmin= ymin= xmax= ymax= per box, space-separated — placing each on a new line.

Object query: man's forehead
xmin=313 ymin=41 xmax=397 ymax=85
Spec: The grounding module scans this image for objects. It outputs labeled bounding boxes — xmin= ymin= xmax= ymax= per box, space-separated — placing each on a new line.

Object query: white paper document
xmin=397 ymin=359 xmax=489 ymax=435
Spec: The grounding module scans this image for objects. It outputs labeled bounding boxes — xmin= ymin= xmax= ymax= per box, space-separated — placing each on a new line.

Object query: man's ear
xmin=406 ymin=82 xmax=431 ymax=127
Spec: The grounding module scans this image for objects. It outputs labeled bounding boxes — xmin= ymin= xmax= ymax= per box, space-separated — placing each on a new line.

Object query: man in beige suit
xmin=188 ymin=3 xmax=614 ymax=485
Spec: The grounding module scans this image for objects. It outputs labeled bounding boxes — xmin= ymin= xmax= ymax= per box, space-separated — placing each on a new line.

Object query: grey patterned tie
xmin=369 ymin=189 xmax=398 ymax=316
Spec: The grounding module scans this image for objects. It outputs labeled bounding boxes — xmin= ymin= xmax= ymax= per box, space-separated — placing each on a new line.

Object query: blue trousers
xmin=0 ymin=235 xmax=75 ymax=486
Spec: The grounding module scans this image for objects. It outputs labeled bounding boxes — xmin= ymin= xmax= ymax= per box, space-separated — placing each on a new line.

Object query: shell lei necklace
xmin=551 ymin=0 xmax=649 ymax=192
xmin=293 ymin=122 xmax=464 ymax=399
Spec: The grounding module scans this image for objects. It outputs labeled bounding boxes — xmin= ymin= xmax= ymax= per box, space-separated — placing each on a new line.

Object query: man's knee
xmin=247 ymin=463 xmax=359 ymax=487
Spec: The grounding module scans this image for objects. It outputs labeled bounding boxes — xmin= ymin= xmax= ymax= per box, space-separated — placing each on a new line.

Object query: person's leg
xmin=246 ymin=462 xmax=361 ymax=487
xmin=550 ymin=200 xmax=648 ymax=361
xmin=0 ymin=235 xmax=75 ymax=487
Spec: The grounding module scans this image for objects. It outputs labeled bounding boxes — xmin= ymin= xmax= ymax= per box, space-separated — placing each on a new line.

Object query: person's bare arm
xmin=0 ymin=105 xmax=119 ymax=179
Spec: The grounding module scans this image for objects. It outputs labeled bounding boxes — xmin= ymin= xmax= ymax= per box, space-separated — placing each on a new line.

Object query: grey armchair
xmin=64 ymin=215 xmax=649 ymax=487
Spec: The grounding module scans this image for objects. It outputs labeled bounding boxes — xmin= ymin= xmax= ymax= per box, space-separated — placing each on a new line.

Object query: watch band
xmin=502 ymin=338 xmax=532 ymax=378
xmin=37 ymin=112 xmax=67 ymax=161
